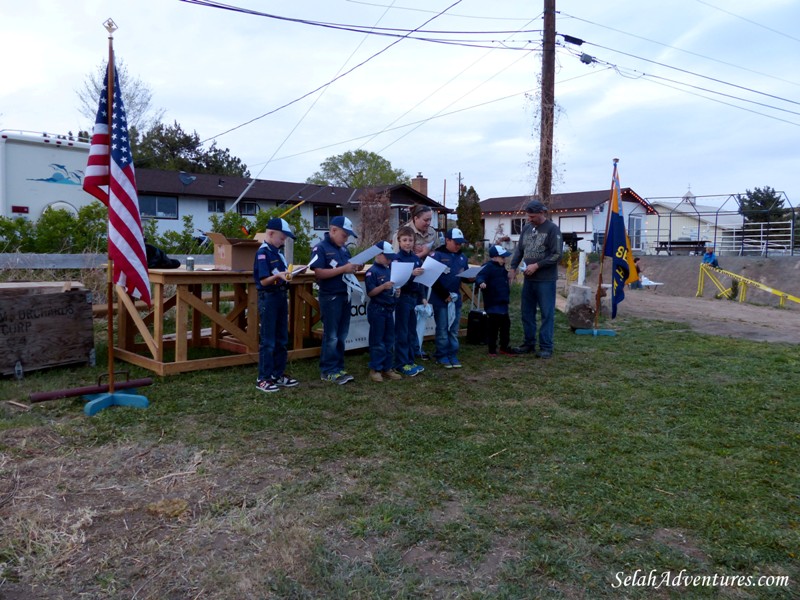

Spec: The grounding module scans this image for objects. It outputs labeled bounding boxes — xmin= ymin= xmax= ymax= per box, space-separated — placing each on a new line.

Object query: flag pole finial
xmin=613 ymin=157 xmax=619 ymax=165
xmin=103 ymin=18 xmax=118 ymax=35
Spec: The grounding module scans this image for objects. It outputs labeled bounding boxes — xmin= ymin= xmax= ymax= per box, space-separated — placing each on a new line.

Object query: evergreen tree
xmin=738 ymin=186 xmax=789 ymax=223
xmin=456 ymin=184 xmax=483 ymax=245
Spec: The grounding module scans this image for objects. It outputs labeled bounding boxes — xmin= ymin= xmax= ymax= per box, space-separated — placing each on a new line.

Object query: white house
xmin=480 ymin=188 xmax=657 ymax=254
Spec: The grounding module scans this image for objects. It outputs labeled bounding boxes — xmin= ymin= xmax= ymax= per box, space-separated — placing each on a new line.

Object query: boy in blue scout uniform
xmin=365 ymin=241 xmax=403 ymax=383
xmin=393 ymin=225 xmax=426 ymax=377
xmin=429 ymin=228 xmax=469 ymax=368
xmin=253 ymin=218 xmax=300 ymax=393
xmin=476 ymin=245 xmax=515 ymax=357
xmin=309 ymin=216 xmax=362 ymax=384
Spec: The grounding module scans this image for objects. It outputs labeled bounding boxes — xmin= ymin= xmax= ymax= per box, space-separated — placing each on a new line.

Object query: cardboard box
xmin=205 ymin=232 xmax=263 ymax=271
xmin=1 ymin=282 xmax=94 ymax=377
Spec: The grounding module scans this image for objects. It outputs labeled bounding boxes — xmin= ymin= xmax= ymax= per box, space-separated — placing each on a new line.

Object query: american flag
xmin=83 ymin=59 xmax=151 ymax=305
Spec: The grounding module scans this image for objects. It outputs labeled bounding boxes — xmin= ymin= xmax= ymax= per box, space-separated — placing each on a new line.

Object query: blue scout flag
xmin=602 ymin=160 xmax=638 ymax=318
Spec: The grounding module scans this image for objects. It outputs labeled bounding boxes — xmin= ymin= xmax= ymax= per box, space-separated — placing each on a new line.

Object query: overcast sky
xmin=1 ymin=0 xmax=798 ymax=210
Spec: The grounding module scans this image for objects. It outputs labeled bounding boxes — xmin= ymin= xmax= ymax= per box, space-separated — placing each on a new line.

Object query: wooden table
xmin=113 ymin=269 xmax=477 ymax=376
xmin=114 ymin=268 xmax=259 ymax=376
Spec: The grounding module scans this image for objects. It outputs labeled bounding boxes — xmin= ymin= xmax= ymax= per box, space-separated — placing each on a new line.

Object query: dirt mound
xmin=578 ymin=256 xmax=800 ymax=343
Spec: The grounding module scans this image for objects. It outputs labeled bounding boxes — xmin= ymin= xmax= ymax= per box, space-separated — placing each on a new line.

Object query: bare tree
xmin=358 ymin=189 xmax=391 ymax=247
xmin=76 ymin=58 xmax=165 ymax=133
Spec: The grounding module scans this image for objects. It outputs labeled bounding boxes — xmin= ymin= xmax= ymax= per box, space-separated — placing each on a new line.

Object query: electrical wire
xmin=557 ymin=11 xmax=800 ymax=89
xmin=344 ymin=0 xmax=541 ymax=22
xmin=571 ymin=38 xmax=800 ymax=108
xmin=193 ymin=0 xmax=465 ymax=144
xmin=693 ymin=0 xmax=800 ymax=44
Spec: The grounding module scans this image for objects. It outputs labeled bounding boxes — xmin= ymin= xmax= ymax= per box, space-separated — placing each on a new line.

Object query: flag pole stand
xmin=82 ymin=18 xmax=150 ymax=415
xmin=575 ymin=159 xmax=620 ymax=337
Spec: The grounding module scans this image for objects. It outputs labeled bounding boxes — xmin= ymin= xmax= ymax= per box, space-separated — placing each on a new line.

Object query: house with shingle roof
xmin=135 ymin=169 xmax=446 ymax=244
xmin=480 ymin=188 xmax=657 ymax=253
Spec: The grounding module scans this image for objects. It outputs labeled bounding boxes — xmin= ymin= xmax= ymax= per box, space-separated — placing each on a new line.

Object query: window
xmin=558 ymin=216 xmax=586 ymax=233
xmin=313 ymin=205 xmax=343 ymax=230
xmin=237 ymin=201 xmax=259 ymax=216
xmin=208 ymin=199 xmax=225 ymax=213
xmin=397 ymin=206 xmax=411 ymax=225
xmin=139 ymin=195 xmax=178 ymax=219
xmin=628 ymin=215 xmax=643 ymax=250
xmin=511 ymin=218 xmax=526 ymax=235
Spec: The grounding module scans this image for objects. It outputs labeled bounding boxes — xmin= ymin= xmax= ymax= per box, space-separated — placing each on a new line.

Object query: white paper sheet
xmin=457 ymin=265 xmax=483 ymax=279
xmin=390 ymin=261 xmax=414 ymax=288
xmin=412 ymin=256 xmax=447 ymax=287
xmin=348 ymin=245 xmax=382 ymax=265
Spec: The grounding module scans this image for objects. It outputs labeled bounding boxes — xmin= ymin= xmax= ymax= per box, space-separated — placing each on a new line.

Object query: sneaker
xmin=272 ymin=375 xmax=299 ymax=388
xmin=536 ymin=351 xmax=553 ymax=360
xmin=401 ymin=364 xmax=421 ymax=377
xmin=369 ymin=370 xmax=384 ymax=383
xmin=412 ymin=363 xmax=425 ymax=373
xmin=337 ymin=370 xmax=355 ymax=384
xmin=437 ymin=358 xmax=452 ymax=369
xmin=418 ymin=351 xmax=431 ymax=361
xmin=498 ymin=347 xmax=517 ymax=356
xmin=321 ymin=372 xmax=342 ymax=384
xmin=449 ymin=358 xmax=462 ymax=369
xmin=256 ymin=379 xmax=279 ymax=393
xmin=382 ymin=369 xmax=403 ymax=380
xmin=513 ymin=344 xmax=535 ymax=355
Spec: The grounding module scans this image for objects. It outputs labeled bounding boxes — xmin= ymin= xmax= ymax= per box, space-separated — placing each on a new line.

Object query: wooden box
xmin=0 ymin=282 xmax=94 ymax=377
xmin=205 ymin=232 xmax=262 ymax=271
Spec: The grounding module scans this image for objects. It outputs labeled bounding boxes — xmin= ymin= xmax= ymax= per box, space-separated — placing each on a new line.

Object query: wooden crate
xmin=0 ymin=282 xmax=94 ymax=377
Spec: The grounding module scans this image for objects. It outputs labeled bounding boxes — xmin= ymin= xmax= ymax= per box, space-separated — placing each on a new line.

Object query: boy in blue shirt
xmin=430 ymin=228 xmax=469 ymax=368
xmin=394 ymin=225 xmax=426 ymax=377
xmin=476 ymin=245 xmax=515 ymax=357
xmin=253 ymin=218 xmax=300 ymax=393
xmin=365 ymin=241 xmax=403 ymax=383
xmin=309 ymin=216 xmax=362 ymax=384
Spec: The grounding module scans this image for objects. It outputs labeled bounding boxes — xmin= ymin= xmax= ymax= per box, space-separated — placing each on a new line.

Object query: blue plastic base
xmin=575 ymin=328 xmax=617 ymax=337
xmin=83 ymin=390 xmax=149 ymax=416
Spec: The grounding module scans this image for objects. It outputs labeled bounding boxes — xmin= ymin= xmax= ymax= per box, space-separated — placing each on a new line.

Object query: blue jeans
xmin=432 ymin=298 xmax=461 ymax=361
xmin=394 ymin=294 xmax=417 ymax=369
xmin=319 ymin=293 xmax=351 ymax=376
xmin=521 ymin=279 xmax=556 ymax=352
xmin=258 ymin=291 xmax=288 ymax=381
xmin=368 ymin=303 xmax=395 ymax=371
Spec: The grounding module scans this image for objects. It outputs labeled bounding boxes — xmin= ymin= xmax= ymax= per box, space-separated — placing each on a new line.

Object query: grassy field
xmin=1 ymin=290 xmax=798 ymax=599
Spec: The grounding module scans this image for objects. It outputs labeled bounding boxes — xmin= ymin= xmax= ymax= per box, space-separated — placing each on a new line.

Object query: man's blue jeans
xmin=258 ymin=291 xmax=288 ymax=381
xmin=319 ymin=293 xmax=351 ymax=376
xmin=432 ymin=298 xmax=461 ymax=361
xmin=521 ymin=279 xmax=556 ymax=352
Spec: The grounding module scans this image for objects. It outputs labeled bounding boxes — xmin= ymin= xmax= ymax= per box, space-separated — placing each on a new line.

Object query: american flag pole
xmin=104 ymin=19 xmax=117 ymax=395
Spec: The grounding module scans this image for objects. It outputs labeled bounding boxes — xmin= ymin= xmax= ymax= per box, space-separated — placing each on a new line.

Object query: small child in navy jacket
xmin=430 ymin=228 xmax=469 ymax=368
xmin=254 ymin=218 xmax=300 ymax=393
xmin=475 ymin=245 xmax=514 ymax=356
xmin=365 ymin=242 xmax=403 ymax=383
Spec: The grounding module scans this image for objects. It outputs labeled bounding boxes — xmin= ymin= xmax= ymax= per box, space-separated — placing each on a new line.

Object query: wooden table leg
xmin=175 ymin=286 xmax=188 ymax=362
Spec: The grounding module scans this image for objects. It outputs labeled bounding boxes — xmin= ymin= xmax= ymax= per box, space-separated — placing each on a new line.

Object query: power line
xmin=191 ymin=0 xmax=466 ymax=144
xmin=693 ymin=0 xmax=800 ymax=44
xmin=557 ymin=11 xmax=800 ymax=89
xmin=344 ymin=0 xmax=540 ymax=22
xmin=559 ymin=46 xmax=800 ymax=126
xmin=568 ymin=37 xmax=800 ymax=108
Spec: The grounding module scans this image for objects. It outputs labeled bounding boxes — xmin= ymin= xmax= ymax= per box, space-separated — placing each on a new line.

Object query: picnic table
xmin=654 ymin=240 xmax=708 ymax=255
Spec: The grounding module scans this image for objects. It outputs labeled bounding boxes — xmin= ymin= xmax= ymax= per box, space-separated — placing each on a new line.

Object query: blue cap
xmin=330 ymin=215 xmax=357 ymax=238
xmin=374 ymin=241 xmax=397 ymax=260
xmin=489 ymin=245 xmax=511 ymax=258
xmin=446 ymin=227 xmax=466 ymax=244
xmin=266 ymin=217 xmax=295 ymax=239
xmin=525 ymin=200 xmax=547 ymax=213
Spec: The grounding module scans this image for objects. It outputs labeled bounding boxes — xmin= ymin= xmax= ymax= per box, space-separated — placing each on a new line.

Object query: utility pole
xmin=537 ymin=0 xmax=556 ymax=207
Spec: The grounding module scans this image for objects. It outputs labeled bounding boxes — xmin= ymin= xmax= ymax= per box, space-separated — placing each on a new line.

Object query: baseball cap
xmin=525 ymin=200 xmax=547 ymax=213
xmin=374 ymin=241 xmax=397 ymax=260
xmin=266 ymin=217 xmax=295 ymax=239
xmin=489 ymin=245 xmax=511 ymax=258
xmin=446 ymin=227 xmax=466 ymax=243
xmin=330 ymin=215 xmax=357 ymax=238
